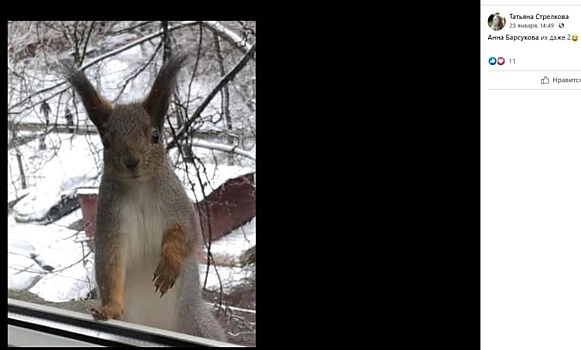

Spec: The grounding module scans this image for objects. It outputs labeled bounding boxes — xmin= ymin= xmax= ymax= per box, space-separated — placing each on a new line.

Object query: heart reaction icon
xmin=497 ymin=57 xmax=505 ymax=65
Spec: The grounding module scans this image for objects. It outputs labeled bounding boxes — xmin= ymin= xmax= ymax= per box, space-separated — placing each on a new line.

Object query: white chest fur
xmin=118 ymin=186 xmax=181 ymax=331
xmin=119 ymin=187 xmax=166 ymax=270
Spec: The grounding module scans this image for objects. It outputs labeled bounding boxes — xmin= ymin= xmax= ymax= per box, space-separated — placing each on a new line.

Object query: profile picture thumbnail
xmin=488 ymin=13 xmax=506 ymax=31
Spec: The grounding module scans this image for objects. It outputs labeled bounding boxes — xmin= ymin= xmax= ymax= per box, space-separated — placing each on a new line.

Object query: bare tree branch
xmin=201 ymin=21 xmax=255 ymax=59
xmin=109 ymin=21 xmax=154 ymax=36
xmin=113 ymin=41 xmax=163 ymax=102
xmin=189 ymin=139 xmax=255 ymax=160
xmin=9 ymin=21 xmax=200 ymax=114
xmin=80 ymin=21 xmax=197 ymax=70
xmin=212 ymin=32 xmax=234 ymax=165
xmin=165 ymin=42 xmax=256 ymax=151
xmin=80 ymin=21 xmax=95 ymax=64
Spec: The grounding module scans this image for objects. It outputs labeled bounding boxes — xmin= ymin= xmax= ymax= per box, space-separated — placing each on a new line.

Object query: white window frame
xmin=8 ymin=298 xmax=238 ymax=347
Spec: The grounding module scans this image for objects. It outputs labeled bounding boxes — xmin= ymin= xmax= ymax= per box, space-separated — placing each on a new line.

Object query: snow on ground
xmin=8 ymin=247 xmax=46 ymax=290
xmin=28 ymin=246 xmax=95 ymax=303
xmin=8 ymin=132 xmax=102 ymax=203
xmin=200 ymin=265 xmax=254 ymax=294
xmin=209 ymin=217 xmax=256 ymax=263
xmin=52 ymin=207 xmax=85 ymax=227
xmin=201 ymin=217 xmax=256 ymax=293
xmin=8 ymin=212 xmax=94 ymax=301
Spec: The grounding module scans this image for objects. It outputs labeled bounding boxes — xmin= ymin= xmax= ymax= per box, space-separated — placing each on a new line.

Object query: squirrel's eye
xmin=151 ymin=130 xmax=159 ymax=144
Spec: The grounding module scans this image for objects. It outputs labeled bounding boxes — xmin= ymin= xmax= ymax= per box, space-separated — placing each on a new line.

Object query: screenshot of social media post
xmin=481 ymin=1 xmax=581 ymax=349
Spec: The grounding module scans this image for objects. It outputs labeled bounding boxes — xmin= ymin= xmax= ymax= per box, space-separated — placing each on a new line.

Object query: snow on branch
xmin=201 ymin=21 xmax=255 ymax=59
xmin=190 ymin=139 xmax=255 ymax=160
xmin=166 ymin=42 xmax=257 ymax=151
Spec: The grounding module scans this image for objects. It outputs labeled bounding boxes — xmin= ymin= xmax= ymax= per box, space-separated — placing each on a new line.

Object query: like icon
xmin=497 ymin=57 xmax=505 ymax=65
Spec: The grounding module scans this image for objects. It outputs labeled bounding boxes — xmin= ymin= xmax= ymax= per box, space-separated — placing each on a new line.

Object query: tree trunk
xmin=161 ymin=21 xmax=172 ymax=64
xmin=16 ymin=152 xmax=27 ymax=189
xmin=213 ymin=32 xmax=234 ymax=165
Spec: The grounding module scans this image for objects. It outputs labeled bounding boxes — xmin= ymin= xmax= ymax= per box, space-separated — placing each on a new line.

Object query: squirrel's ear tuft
xmin=61 ymin=62 xmax=111 ymax=132
xmin=142 ymin=53 xmax=189 ymax=129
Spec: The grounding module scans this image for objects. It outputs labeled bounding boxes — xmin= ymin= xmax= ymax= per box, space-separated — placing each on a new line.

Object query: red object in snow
xmin=77 ymin=189 xmax=99 ymax=252
xmin=196 ymin=172 xmax=256 ymax=243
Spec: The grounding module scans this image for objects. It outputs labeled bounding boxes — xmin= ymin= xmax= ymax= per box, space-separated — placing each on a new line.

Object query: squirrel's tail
xmin=176 ymin=254 xmax=227 ymax=342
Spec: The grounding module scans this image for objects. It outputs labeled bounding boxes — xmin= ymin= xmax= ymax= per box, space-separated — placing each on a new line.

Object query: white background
xmin=481 ymin=1 xmax=581 ymax=349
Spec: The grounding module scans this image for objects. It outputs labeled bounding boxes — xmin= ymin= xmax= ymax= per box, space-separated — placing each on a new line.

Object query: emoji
xmin=497 ymin=57 xmax=505 ymax=65
xmin=572 ymin=34 xmax=578 ymax=42
xmin=489 ymin=57 xmax=497 ymax=65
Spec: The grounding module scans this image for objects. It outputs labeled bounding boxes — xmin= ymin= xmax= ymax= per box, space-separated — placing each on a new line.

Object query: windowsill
xmin=8 ymin=298 xmax=238 ymax=347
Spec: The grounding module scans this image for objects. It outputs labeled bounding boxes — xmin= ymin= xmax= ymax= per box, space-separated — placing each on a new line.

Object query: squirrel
xmin=62 ymin=54 xmax=227 ymax=342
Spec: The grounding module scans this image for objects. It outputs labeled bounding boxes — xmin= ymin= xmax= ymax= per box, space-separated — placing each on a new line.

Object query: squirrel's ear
xmin=142 ymin=54 xmax=188 ymax=129
xmin=61 ymin=63 xmax=111 ymax=132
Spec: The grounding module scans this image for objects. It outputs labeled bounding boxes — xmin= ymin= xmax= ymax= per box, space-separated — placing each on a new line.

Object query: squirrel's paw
xmin=153 ymin=258 xmax=179 ymax=297
xmin=91 ymin=303 xmax=123 ymax=321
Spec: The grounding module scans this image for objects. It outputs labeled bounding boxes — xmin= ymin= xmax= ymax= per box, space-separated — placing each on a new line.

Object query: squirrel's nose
xmin=123 ymin=154 xmax=140 ymax=170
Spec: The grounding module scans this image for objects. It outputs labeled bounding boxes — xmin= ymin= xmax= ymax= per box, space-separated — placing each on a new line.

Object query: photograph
xmin=8 ymin=20 xmax=256 ymax=347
